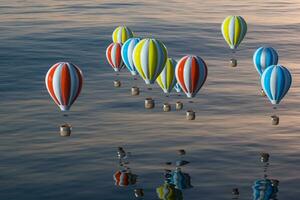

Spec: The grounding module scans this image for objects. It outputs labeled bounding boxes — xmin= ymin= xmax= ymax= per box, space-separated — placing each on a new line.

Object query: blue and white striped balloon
xmin=261 ymin=65 xmax=292 ymax=105
xmin=121 ymin=38 xmax=141 ymax=76
xmin=174 ymin=83 xmax=182 ymax=93
xmin=253 ymin=47 xmax=278 ymax=76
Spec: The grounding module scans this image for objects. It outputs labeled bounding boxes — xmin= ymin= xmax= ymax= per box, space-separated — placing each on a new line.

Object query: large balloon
xmin=133 ymin=38 xmax=168 ymax=84
xmin=156 ymin=182 xmax=183 ymax=200
xmin=106 ymin=42 xmax=124 ymax=72
xmin=174 ymin=83 xmax=182 ymax=93
xmin=113 ymin=170 xmax=137 ymax=187
xmin=121 ymin=38 xmax=141 ymax=76
xmin=175 ymin=55 xmax=208 ymax=98
xmin=112 ymin=26 xmax=133 ymax=44
xmin=156 ymin=58 xmax=177 ymax=94
xmin=221 ymin=16 xmax=247 ymax=50
xmin=261 ymin=65 xmax=292 ymax=105
xmin=45 ymin=62 xmax=83 ymax=111
xmin=253 ymin=47 xmax=278 ymax=76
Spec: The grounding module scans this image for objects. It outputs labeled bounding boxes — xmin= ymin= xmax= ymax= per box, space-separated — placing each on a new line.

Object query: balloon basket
xmin=114 ymin=80 xmax=121 ymax=87
xmin=131 ymin=86 xmax=140 ymax=96
xmin=177 ymin=149 xmax=186 ymax=155
xmin=176 ymin=101 xmax=183 ymax=110
xmin=232 ymin=188 xmax=239 ymax=195
xmin=186 ymin=110 xmax=195 ymax=120
xmin=261 ymin=88 xmax=266 ymax=97
xmin=134 ymin=188 xmax=144 ymax=198
xmin=163 ymin=103 xmax=171 ymax=112
xmin=145 ymin=98 xmax=155 ymax=109
xmin=260 ymin=152 xmax=270 ymax=163
xmin=230 ymin=58 xmax=237 ymax=67
xmin=60 ymin=124 xmax=72 ymax=137
xmin=271 ymin=115 xmax=279 ymax=125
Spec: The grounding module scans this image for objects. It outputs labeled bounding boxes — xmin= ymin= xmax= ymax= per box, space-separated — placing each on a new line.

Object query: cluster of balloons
xmin=106 ymin=25 xmax=208 ymax=99
xmin=253 ymin=47 xmax=292 ymax=109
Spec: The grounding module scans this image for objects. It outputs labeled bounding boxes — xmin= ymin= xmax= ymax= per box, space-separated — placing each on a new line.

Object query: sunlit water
xmin=1 ymin=0 xmax=300 ymax=199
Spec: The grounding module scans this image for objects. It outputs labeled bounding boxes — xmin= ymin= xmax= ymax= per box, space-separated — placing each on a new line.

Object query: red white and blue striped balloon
xmin=106 ymin=42 xmax=124 ymax=72
xmin=175 ymin=55 xmax=208 ymax=98
xmin=45 ymin=62 xmax=83 ymax=111
xmin=121 ymin=38 xmax=141 ymax=76
xmin=253 ymin=47 xmax=278 ymax=76
xmin=261 ymin=65 xmax=292 ymax=105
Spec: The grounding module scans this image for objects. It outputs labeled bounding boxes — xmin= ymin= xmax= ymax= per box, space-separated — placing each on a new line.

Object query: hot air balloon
xmin=113 ymin=170 xmax=137 ymax=187
xmin=261 ymin=65 xmax=292 ymax=105
xmin=221 ymin=16 xmax=247 ymax=67
xmin=121 ymin=38 xmax=141 ymax=76
xmin=106 ymin=42 xmax=124 ymax=72
xmin=253 ymin=47 xmax=279 ymax=76
xmin=169 ymin=169 xmax=192 ymax=190
xmin=156 ymin=182 xmax=183 ymax=200
xmin=45 ymin=62 xmax=83 ymax=112
xmin=174 ymin=83 xmax=182 ymax=93
xmin=156 ymin=58 xmax=177 ymax=95
xmin=175 ymin=55 xmax=208 ymax=98
xmin=133 ymin=38 xmax=168 ymax=85
xmin=221 ymin=16 xmax=247 ymax=50
xmin=261 ymin=65 xmax=292 ymax=125
xmin=112 ymin=26 xmax=133 ymax=44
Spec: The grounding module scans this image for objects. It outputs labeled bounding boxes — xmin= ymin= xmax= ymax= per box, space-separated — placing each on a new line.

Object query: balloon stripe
xmin=148 ymin=40 xmax=158 ymax=82
xmin=61 ymin=64 xmax=71 ymax=105
xmin=53 ymin=64 xmax=63 ymax=105
xmin=70 ymin=66 xmax=83 ymax=106
xmin=67 ymin=64 xmax=78 ymax=106
xmin=176 ymin=56 xmax=188 ymax=93
xmin=191 ymin=57 xmax=199 ymax=93
xmin=234 ymin=16 xmax=241 ymax=45
xmin=46 ymin=63 xmax=60 ymax=105
xmin=141 ymin=40 xmax=150 ymax=83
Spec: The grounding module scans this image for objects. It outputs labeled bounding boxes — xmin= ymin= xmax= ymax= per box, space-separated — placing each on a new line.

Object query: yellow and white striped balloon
xmin=112 ymin=26 xmax=134 ymax=44
xmin=221 ymin=16 xmax=247 ymax=50
xmin=156 ymin=58 xmax=177 ymax=94
xmin=132 ymin=38 xmax=168 ymax=85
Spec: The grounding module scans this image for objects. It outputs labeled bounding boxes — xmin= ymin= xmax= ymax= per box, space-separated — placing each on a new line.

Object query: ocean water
xmin=1 ymin=0 xmax=300 ymax=199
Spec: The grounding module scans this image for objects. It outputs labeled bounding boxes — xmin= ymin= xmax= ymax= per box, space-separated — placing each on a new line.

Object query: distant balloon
xmin=45 ymin=62 xmax=83 ymax=112
xmin=133 ymin=38 xmax=168 ymax=84
xmin=174 ymin=83 xmax=182 ymax=93
xmin=261 ymin=65 xmax=292 ymax=105
xmin=113 ymin=170 xmax=137 ymax=187
xmin=221 ymin=16 xmax=247 ymax=50
xmin=112 ymin=26 xmax=134 ymax=44
xmin=156 ymin=58 xmax=177 ymax=94
xmin=253 ymin=47 xmax=278 ymax=76
xmin=121 ymin=38 xmax=141 ymax=76
xmin=106 ymin=42 xmax=124 ymax=72
xmin=175 ymin=55 xmax=208 ymax=98
xmin=156 ymin=182 xmax=183 ymax=200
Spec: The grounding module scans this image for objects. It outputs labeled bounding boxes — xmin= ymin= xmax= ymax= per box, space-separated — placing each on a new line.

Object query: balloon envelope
xmin=253 ymin=47 xmax=278 ymax=76
xmin=221 ymin=16 xmax=247 ymax=50
xmin=175 ymin=55 xmax=208 ymax=98
xmin=121 ymin=38 xmax=141 ymax=76
xmin=45 ymin=62 xmax=83 ymax=111
xmin=261 ymin=65 xmax=292 ymax=105
xmin=112 ymin=26 xmax=133 ymax=44
xmin=133 ymin=38 xmax=168 ymax=85
xmin=156 ymin=58 xmax=177 ymax=94
xmin=113 ymin=170 xmax=137 ymax=187
xmin=174 ymin=83 xmax=182 ymax=93
xmin=106 ymin=42 xmax=124 ymax=72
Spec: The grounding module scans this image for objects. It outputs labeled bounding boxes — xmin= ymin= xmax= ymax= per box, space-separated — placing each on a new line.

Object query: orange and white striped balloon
xmin=45 ymin=62 xmax=83 ymax=111
xmin=106 ymin=42 xmax=124 ymax=72
xmin=175 ymin=55 xmax=207 ymax=98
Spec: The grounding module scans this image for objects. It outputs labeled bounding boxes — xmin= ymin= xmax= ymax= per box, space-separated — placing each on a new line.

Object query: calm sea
xmin=1 ymin=0 xmax=300 ymax=199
